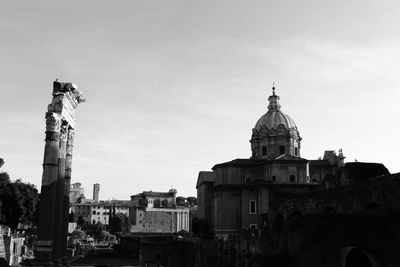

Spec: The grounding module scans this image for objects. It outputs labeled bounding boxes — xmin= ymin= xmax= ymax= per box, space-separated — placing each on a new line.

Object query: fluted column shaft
xmin=61 ymin=128 xmax=74 ymax=265
xmin=53 ymin=125 xmax=68 ymax=267
xmin=36 ymin=112 xmax=62 ymax=266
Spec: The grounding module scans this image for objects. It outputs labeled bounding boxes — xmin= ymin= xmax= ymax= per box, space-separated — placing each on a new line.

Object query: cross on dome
xmin=268 ymin=83 xmax=280 ymax=111
xmin=272 ymin=82 xmax=276 ymax=95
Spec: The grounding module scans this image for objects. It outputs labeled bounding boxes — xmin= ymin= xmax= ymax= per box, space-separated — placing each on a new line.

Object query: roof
xmin=309 ymin=160 xmax=331 ymax=166
xmin=74 ymin=200 xmax=130 ymax=207
xmin=212 ymin=158 xmax=266 ymax=169
xmin=212 ymin=155 xmax=308 ymax=170
xmin=255 ymin=110 xmax=297 ymax=130
xmin=196 ymin=171 xmax=215 ymax=188
xmin=131 ymin=191 xmax=175 ymax=198
xmin=274 ymin=154 xmax=308 ymax=162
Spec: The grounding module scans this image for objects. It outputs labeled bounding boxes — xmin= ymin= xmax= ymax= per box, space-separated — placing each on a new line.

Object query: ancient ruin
xmin=35 ymin=81 xmax=85 ymax=266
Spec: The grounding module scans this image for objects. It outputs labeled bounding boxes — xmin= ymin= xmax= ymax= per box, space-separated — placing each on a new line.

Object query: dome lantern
xmin=268 ymin=85 xmax=281 ymax=111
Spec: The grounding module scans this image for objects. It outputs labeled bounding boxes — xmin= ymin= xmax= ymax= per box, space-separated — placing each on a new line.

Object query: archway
xmin=344 ymin=247 xmax=380 ymax=267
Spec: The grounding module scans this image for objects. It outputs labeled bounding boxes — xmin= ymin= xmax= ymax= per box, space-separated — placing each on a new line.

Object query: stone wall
xmin=263 ymin=172 xmax=400 ymax=266
xmin=275 ymin=173 xmax=400 ymax=218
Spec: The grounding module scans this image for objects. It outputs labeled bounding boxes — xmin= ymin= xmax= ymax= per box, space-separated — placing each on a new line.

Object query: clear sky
xmin=1 ymin=0 xmax=399 ymax=200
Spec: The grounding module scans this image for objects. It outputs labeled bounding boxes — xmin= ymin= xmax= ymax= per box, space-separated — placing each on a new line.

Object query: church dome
xmin=250 ymin=85 xmax=301 ymax=159
xmin=255 ymin=110 xmax=296 ymax=130
xmin=254 ymin=86 xmax=297 ymax=131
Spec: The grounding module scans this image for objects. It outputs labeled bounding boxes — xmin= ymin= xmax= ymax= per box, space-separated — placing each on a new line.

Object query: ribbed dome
xmin=250 ymin=85 xmax=301 ymax=160
xmin=254 ymin=86 xmax=297 ymax=131
xmin=255 ymin=110 xmax=296 ymax=130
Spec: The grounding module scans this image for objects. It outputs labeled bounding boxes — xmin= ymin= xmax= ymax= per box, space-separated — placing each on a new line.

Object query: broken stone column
xmin=35 ymin=81 xmax=85 ymax=266
xmin=61 ymin=128 xmax=75 ymax=264
xmin=53 ymin=125 xmax=68 ymax=267
xmin=36 ymin=112 xmax=62 ymax=266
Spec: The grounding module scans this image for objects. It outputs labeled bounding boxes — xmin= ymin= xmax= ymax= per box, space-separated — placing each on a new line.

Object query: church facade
xmin=196 ymin=86 xmax=345 ymax=239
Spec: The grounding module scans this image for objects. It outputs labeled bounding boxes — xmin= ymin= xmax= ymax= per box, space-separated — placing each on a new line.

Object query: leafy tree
xmin=83 ymin=222 xmax=104 ymax=241
xmin=0 ymin=161 xmax=10 ymax=199
xmin=0 ymin=170 xmax=11 ymax=224
xmin=192 ymin=217 xmax=213 ymax=239
xmin=0 ymin=159 xmax=39 ymax=229
xmin=109 ymin=213 xmax=130 ymax=234
xmin=13 ymin=180 xmax=39 ymax=225
xmin=187 ymin=196 xmax=197 ymax=207
xmin=109 ymin=234 xmax=117 ymax=244
xmin=68 ymin=229 xmax=86 ymax=245
xmin=77 ymin=215 xmax=85 ymax=226
xmin=100 ymin=230 xmax=111 ymax=242
xmin=72 ymin=229 xmax=86 ymax=239
xmin=0 ymin=179 xmax=39 ymax=229
xmin=176 ymin=196 xmax=186 ymax=207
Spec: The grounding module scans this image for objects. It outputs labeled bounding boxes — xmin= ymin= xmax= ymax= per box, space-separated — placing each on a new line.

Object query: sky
xmin=1 ymin=0 xmax=400 ymax=200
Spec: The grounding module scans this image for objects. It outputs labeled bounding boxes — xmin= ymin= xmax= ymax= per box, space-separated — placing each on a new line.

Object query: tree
xmin=68 ymin=229 xmax=86 ymax=245
xmin=109 ymin=213 xmax=130 ymax=234
xmin=77 ymin=216 xmax=85 ymax=226
xmin=0 ymin=172 xmax=11 ymax=223
xmin=176 ymin=196 xmax=186 ymax=207
xmin=0 ymin=158 xmax=39 ymax=229
xmin=187 ymin=196 xmax=197 ymax=207
xmin=0 ymin=179 xmax=39 ymax=229
xmin=72 ymin=229 xmax=86 ymax=239
xmin=83 ymin=222 xmax=104 ymax=241
xmin=100 ymin=230 xmax=111 ymax=242
xmin=109 ymin=234 xmax=117 ymax=244
xmin=192 ymin=217 xmax=213 ymax=239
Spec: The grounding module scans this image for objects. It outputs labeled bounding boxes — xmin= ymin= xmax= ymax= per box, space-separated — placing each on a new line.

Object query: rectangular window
xmin=289 ymin=175 xmax=296 ymax=183
xmin=295 ymin=147 xmax=298 ymax=156
xmin=262 ymin=146 xmax=267 ymax=156
xmin=272 ymin=175 xmax=276 ymax=183
xmin=92 ymin=211 xmax=96 ymax=215
xmin=249 ymin=200 xmax=257 ymax=214
xmin=279 ymin=146 xmax=285 ymax=155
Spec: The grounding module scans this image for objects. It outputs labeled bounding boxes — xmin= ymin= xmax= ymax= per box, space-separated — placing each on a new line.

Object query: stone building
xmin=69 ymin=182 xmax=85 ymax=204
xmin=196 ymin=86 xmax=373 ymax=239
xmin=72 ymin=200 xmax=130 ymax=225
xmin=129 ymin=189 xmax=190 ymax=233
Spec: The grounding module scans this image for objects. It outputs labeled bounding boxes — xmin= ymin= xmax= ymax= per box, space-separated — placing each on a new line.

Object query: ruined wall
xmin=263 ymin=173 xmax=400 ymax=267
xmin=276 ymin=173 xmax=400 ymax=218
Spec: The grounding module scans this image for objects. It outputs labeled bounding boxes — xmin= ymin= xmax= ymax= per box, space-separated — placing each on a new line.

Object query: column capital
xmin=67 ymin=128 xmax=75 ymax=143
xmin=60 ymin=125 xmax=68 ymax=142
xmin=45 ymin=112 xmax=62 ymax=133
